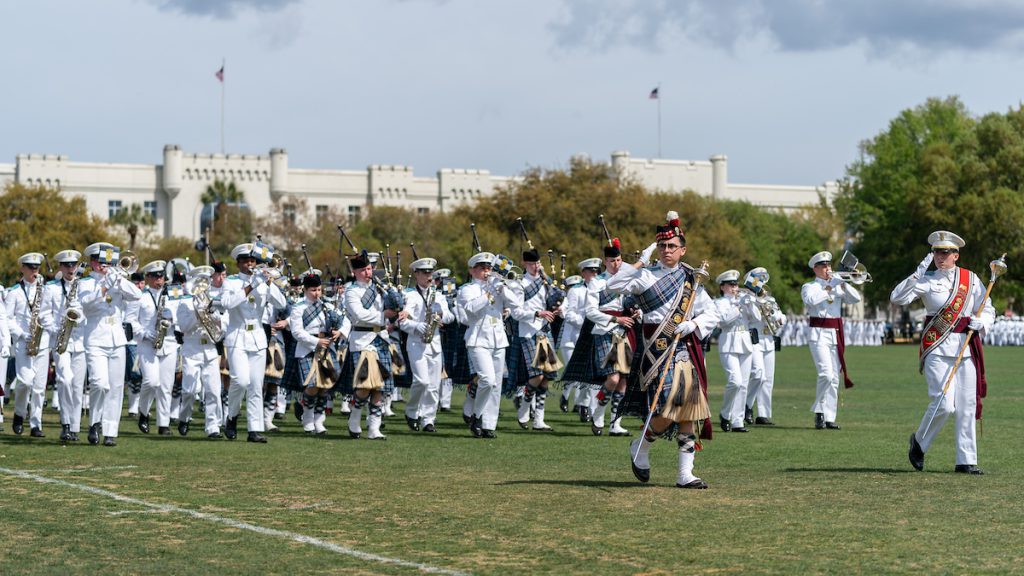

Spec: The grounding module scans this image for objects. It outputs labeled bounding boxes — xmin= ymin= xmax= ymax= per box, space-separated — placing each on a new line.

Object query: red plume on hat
xmin=656 ymin=210 xmax=683 ymax=241
xmin=612 ymin=238 xmax=621 ymax=250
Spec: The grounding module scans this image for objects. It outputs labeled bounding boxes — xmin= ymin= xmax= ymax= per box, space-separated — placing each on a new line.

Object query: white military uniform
xmin=221 ymin=270 xmax=287 ymax=435
xmin=557 ymin=279 xmax=587 ymax=403
xmin=0 ymin=285 xmax=10 ymax=428
xmin=745 ymin=298 xmax=786 ymax=421
xmin=78 ymin=267 xmax=143 ymax=440
xmin=176 ymin=286 xmax=226 ymax=435
xmin=7 ymin=275 xmax=56 ymax=433
xmin=714 ymin=290 xmax=761 ymax=429
xmin=399 ymin=283 xmax=455 ymax=428
xmin=584 ymin=271 xmax=626 ymax=430
xmin=891 ymin=264 xmax=994 ymax=466
xmin=44 ymin=273 xmax=88 ymax=436
xmin=457 ymin=273 xmax=511 ymax=432
xmin=801 ymin=272 xmax=861 ymax=424
xmin=137 ymin=284 xmax=182 ymax=430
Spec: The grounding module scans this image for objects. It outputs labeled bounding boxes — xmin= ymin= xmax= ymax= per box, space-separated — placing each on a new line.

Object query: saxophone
xmin=190 ymin=276 xmax=224 ymax=342
xmin=421 ymin=285 xmax=442 ymax=344
xmin=55 ymin=266 xmax=85 ymax=355
xmin=757 ymin=286 xmax=783 ymax=336
xmin=26 ymin=276 xmax=45 ymax=356
xmin=153 ymin=288 xmax=171 ymax=349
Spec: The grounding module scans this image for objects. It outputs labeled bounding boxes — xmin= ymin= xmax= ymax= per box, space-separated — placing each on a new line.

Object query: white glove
xmin=0 ymin=344 xmax=9 ymax=358
xmin=915 ymin=253 xmax=934 ymax=277
xmin=674 ymin=320 xmax=697 ymax=337
xmin=160 ymin=308 xmax=173 ymax=321
xmin=640 ymin=242 xmax=657 ymax=264
xmin=415 ymin=322 xmax=428 ymax=336
xmin=968 ymin=316 xmax=985 ymax=331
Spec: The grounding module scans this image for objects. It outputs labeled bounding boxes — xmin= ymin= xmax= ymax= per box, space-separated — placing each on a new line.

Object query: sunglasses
xmin=657 ymin=243 xmax=682 ymax=251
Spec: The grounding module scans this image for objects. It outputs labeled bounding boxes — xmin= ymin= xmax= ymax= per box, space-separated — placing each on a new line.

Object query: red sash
xmin=808 ymin=317 xmax=854 ymax=389
xmin=919 ymin=268 xmax=971 ymax=368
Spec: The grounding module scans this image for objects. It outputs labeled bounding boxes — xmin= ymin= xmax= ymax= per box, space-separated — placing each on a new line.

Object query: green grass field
xmin=2 ymin=346 xmax=1022 ymax=575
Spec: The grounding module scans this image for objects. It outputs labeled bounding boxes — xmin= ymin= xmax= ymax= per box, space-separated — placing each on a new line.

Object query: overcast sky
xmin=4 ymin=0 xmax=1024 ymax=186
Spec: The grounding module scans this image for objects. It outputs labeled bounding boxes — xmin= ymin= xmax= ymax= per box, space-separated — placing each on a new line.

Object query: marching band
xmin=0 ymin=217 xmax=1005 ymax=485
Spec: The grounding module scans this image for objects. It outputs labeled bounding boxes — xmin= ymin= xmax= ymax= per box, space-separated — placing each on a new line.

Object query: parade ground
xmin=1 ymin=345 xmax=1021 ymax=575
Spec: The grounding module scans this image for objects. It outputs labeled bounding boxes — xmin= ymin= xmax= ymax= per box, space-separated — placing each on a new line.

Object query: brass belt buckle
xmin=201 ymin=338 xmax=209 ymax=345
xmin=655 ymin=337 xmax=668 ymax=351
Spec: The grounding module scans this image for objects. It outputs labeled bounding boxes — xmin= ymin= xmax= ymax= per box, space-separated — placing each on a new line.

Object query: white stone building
xmin=0 ymin=146 xmax=835 ymax=241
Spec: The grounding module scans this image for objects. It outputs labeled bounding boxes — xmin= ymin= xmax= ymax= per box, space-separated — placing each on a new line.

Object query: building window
xmin=144 ymin=200 xmax=157 ymax=218
xmin=283 ymin=203 xmax=296 ymax=225
xmin=347 ymin=205 xmax=361 ymax=225
xmin=316 ymin=204 xmax=328 ymax=226
xmin=417 ymin=207 xmax=430 ymax=215
xmin=108 ymin=200 xmax=123 ymax=218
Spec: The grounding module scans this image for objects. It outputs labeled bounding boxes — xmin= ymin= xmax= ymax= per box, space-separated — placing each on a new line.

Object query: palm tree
xmin=201 ymin=179 xmax=245 ymax=231
xmin=109 ymin=203 xmax=156 ymax=251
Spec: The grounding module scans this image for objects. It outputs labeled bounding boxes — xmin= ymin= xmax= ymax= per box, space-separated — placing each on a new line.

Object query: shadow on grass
xmin=497 ymin=479 xmax=653 ymax=490
xmin=784 ymin=466 xmax=915 ymax=474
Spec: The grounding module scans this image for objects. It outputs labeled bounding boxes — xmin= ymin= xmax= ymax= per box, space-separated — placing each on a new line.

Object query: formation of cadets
xmin=0 ymin=217 xmax=1002 ymax=485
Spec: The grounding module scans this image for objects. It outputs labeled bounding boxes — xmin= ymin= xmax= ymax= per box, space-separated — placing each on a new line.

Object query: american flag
xmin=215 ymin=65 xmax=224 ymax=83
xmin=649 ymin=87 xmax=659 ymax=99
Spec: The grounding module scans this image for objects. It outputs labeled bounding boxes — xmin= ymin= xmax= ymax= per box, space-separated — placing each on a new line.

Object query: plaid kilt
xmin=337 ymin=335 xmax=394 ymax=395
xmin=620 ymin=335 xmax=687 ymax=420
xmin=442 ymin=322 xmax=474 ymax=386
xmin=560 ymin=319 xmax=598 ymax=385
xmin=591 ymin=331 xmax=616 ymax=379
xmin=280 ymin=331 xmax=303 ymax=392
xmin=503 ymin=331 xmax=558 ymax=396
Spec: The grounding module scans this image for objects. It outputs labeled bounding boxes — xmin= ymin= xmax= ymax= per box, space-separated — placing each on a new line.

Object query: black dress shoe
xmin=744 ymin=407 xmax=754 ymax=425
xmin=719 ymin=416 xmax=731 ymax=432
xmin=138 ymin=415 xmax=150 ymax=434
xmin=405 ymin=416 xmax=420 ymax=431
xmin=88 ymin=423 xmax=101 ymax=445
xmin=731 ymin=427 xmax=749 ymax=433
xmin=225 ymin=417 xmax=237 ymax=440
xmin=178 ymin=421 xmax=189 ymax=436
xmin=247 ymin=432 xmax=267 ymax=443
xmin=517 ymin=418 xmax=529 ymax=430
xmin=591 ymin=424 xmax=603 ymax=436
xmin=158 ymin=426 xmax=172 ymax=436
xmin=579 ymin=406 xmax=591 ymax=423
xmin=60 ymin=424 xmax=71 ymax=441
xmin=208 ymin=432 xmax=223 ymax=439
xmin=12 ymin=414 xmax=24 ymax=435
xmin=676 ymin=478 xmax=709 ymax=489
xmin=513 ymin=396 xmax=522 ymax=411
xmin=462 ymin=413 xmax=472 ymax=425
xmin=825 ymin=422 xmax=841 ymax=430
xmin=630 ymin=460 xmax=650 ymax=483
xmin=30 ymin=427 xmax=45 ymax=438
xmin=908 ymin=433 xmax=925 ymax=471
xmin=69 ymin=432 xmax=80 ymax=442
xmin=481 ymin=429 xmax=496 ymax=439
xmin=814 ymin=413 xmax=825 ymax=429
xmin=470 ymin=417 xmax=482 ymax=438
xmin=559 ymin=395 xmax=569 ymax=413
xmin=754 ymin=417 xmax=775 ymax=426
xmin=422 ymin=423 xmax=436 ymax=433
xmin=439 ymin=407 xmax=451 ymax=413
xmin=103 ymin=437 xmax=117 ymax=447
xmin=954 ymin=464 xmax=984 ymax=475
xmin=294 ymin=402 xmax=304 ymax=421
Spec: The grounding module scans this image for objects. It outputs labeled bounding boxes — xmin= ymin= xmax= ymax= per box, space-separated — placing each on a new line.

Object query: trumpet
xmin=109 ymin=250 xmax=138 ymax=277
xmin=832 ymin=251 xmax=872 ymax=285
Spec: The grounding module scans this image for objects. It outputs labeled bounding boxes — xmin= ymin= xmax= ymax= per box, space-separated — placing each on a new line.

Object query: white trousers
xmin=87 ymin=345 xmax=126 ymax=438
xmin=226 ymin=346 xmax=266 ymax=432
xmin=809 ymin=340 xmax=840 ymax=421
xmin=746 ymin=347 xmax=776 ymax=418
xmin=180 ymin=352 xmax=223 ymax=434
xmin=406 ymin=346 xmax=443 ymax=426
xmin=468 ymin=346 xmax=505 ymax=430
xmin=54 ymin=349 xmax=87 ymax=432
xmin=917 ymin=354 xmax=978 ymax=465
xmin=139 ymin=343 xmax=179 ymax=427
xmin=719 ymin=350 xmax=752 ymax=427
xmin=439 ymin=377 xmax=453 ymax=410
xmin=13 ymin=342 xmax=49 ymax=430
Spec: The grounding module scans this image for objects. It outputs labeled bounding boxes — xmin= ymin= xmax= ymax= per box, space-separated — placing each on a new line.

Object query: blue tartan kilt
xmin=621 ymin=335 xmax=689 ymax=420
xmin=124 ymin=344 xmax=142 ymax=384
xmin=293 ymin=353 xmax=315 ymax=390
xmin=504 ymin=332 xmax=557 ymax=396
xmin=280 ymin=333 xmax=303 ymax=392
xmin=591 ymin=331 xmax=616 ymax=379
xmin=560 ymin=319 xmax=598 ymax=385
xmin=442 ymin=323 xmax=474 ymax=387
xmin=337 ymin=336 xmax=395 ymax=396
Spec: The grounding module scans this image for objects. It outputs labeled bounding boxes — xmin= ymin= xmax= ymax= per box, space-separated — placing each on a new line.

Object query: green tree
xmin=0 ymin=183 xmax=121 ymax=285
xmin=200 ymin=180 xmax=252 ymax=261
xmin=108 ymin=202 xmax=156 ymax=251
xmin=838 ymin=96 xmax=1024 ymax=310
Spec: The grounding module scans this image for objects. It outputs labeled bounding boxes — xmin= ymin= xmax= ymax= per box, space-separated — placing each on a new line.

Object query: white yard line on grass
xmin=25 ymin=465 xmax=139 ymax=473
xmin=0 ymin=466 xmax=471 ymax=576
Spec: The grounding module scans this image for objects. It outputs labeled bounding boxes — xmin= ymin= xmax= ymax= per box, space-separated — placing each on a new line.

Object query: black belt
xmin=352 ymin=326 xmax=383 ymax=332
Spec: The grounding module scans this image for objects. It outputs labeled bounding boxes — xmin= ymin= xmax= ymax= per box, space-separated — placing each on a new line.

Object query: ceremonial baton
xmin=920 ymin=253 xmax=1007 ymax=440
xmin=598 ymin=214 xmax=614 ymax=247
xmin=632 ymin=260 xmax=711 ymax=464
xmin=470 ymin=223 xmax=483 ymax=252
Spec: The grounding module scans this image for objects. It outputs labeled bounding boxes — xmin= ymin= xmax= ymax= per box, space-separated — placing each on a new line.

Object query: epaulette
xmin=227 ymin=274 xmax=240 ymax=280
xmin=644 ymin=265 xmax=659 ymax=271
xmin=597 ymin=271 xmax=609 ymax=280
xmin=46 ymin=279 xmax=60 ymax=286
xmin=679 ymin=261 xmax=695 ymax=271
xmin=569 ymin=283 xmax=586 ymax=290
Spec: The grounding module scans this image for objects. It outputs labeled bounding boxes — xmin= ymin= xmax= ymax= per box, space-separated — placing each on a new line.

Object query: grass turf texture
xmin=1 ymin=345 xmax=1022 ymax=575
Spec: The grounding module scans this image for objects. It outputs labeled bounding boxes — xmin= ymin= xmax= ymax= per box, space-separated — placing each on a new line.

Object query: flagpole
xmin=221 ymin=57 xmax=227 ymax=154
xmin=657 ymin=82 xmax=662 ymax=159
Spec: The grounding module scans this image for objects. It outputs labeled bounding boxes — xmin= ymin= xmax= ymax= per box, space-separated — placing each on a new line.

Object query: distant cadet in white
xmin=713 ymin=269 xmax=761 ymax=433
xmin=6 ymin=252 xmax=56 ymax=438
xmin=289 ymin=272 xmax=345 ymax=435
xmin=44 ymin=250 xmax=88 ymax=442
xmin=0 ymin=281 xmax=10 ymax=432
xmin=221 ymin=242 xmax=287 ymax=443
xmin=556 ymin=271 xmax=587 ymax=414
xmin=458 ymin=251 xmax=512 ymax=439
xmin=433 ymin=269 xmax=456 ymax=412
xmin=135 ymin=260 xmax=182 ymax=436
xmin=78 ymin=242 xmax=143 ymax=446
xmin=123 ymin=272 xmax=145 ymax=417
xmin=742 ymin=267 xmax=786 ymax=426
xmin=801 ymin=251 xmax=861 ymax=430
xmin=892 ymin=231 xmax=996 ymax=475
xmin=176 ymin=265 xmax=227 ymax=438
xmin=398 ymin=257 xmax=455 ymax=433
